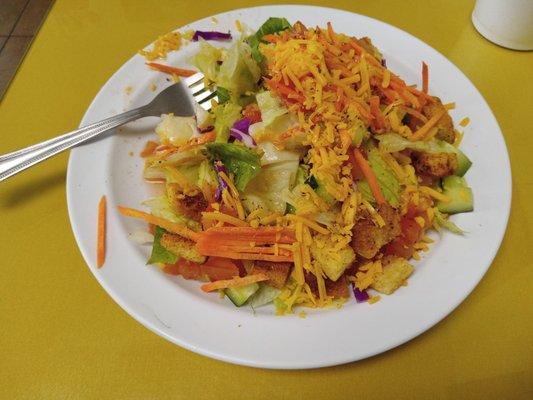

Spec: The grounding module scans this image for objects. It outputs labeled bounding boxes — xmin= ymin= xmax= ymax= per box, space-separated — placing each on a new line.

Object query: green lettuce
xmin=213 ymin=102 xmax=242 ymax=142
xmin=358 ymin=148 xmax=401 ymax=206
xmin=206 ymin=142 xmax=261 ymax=191
xmin=148 ymin=226 xmax=178 ymax=265
xmin=216 ymin=87 xmax=230 ymax=104
xmin=247 ymin=17 xmax=291 ymax=62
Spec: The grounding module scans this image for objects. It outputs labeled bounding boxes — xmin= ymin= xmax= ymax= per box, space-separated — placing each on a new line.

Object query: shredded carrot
xmin=352 ymin=148 xmax=386 ymax=205
xmin=369 ymin=95 xmax=386 ymax=130
xmin=97 ymin=196 xmax=107 ymax=268
xmin=267 ymin=79 xmax=304 ymax=102
xmin=140 ymin=141 xmax=158 ymax=157
xmin=117 ymin=206 xmax=199 ymax=241
xmin=178 ymin=131 xmax=216 ymax=151
xmin=262 ymin=34 xmax=279 ymax=43
xmin=146 ymin=62 xmax=196 ymax=77
xmin=200 ymin=274 xmax=268 ymax=292
xmin=410 ymin=108 xmax=446 ymax=141
xmin=422 ymin=62 xmax=429 ymax=94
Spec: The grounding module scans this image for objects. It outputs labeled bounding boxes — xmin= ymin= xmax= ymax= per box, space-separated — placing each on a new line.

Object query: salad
xmin=119 ymin=18 xmax=474 ymax=313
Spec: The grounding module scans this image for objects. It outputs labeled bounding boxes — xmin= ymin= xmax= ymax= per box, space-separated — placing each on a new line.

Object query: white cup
xmin=472 ymin=0 xmax=533 ymax=50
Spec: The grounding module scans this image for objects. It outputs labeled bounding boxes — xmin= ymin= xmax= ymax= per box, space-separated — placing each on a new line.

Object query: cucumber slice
xmin=437 ymin=176 xmax=474 ymax=214
xmin=455 ymin=149 xmax=472 ymax=176
xmin=225 ymin=283 xmax=260 ymax=307
xmin=307 ymin=176 xmax=336 ymax=205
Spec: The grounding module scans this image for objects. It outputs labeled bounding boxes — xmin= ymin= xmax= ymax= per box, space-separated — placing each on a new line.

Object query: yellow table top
xmin=1 ymin=0 xmax=531 ymax=398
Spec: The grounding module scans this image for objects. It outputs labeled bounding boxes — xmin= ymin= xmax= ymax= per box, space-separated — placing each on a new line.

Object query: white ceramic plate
xmin=67 ymin=5 xmax=511 ymax=369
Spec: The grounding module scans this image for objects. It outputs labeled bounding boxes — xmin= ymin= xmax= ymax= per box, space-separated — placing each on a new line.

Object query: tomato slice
xmin=201 ymin=257 xmax=239 ymax=281
xmin=384 ymin=237 xmax=414 ymax=259
xmin=401 ymin=218 xmax=422 ymax=244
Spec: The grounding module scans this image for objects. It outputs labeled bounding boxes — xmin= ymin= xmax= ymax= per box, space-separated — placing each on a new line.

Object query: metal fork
xmin=0 ymin=72 xmax=216 ymax=182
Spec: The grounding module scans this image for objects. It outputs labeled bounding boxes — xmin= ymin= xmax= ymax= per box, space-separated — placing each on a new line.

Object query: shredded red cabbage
xmin=230 ymin=118 xmax=256 ymax=148
xmin=192 ymin=31 xmax=232 ymax=41
xmin=353 ymin=286 xmax=369 ymax=303
xmin=214 ymin=161 xmax=229 ymax=201
xmin=232 ymin=118 xmax=251 ymax=133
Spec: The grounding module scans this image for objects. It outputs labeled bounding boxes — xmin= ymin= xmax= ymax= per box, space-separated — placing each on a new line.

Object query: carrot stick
xmin=146 ymin=62 xmax=196 ymax=77
xmin=201 ymin=274 xmax=269 ymax=292
xmin=410 ymin=108 xmax=446 ymax=141
xmin=199 ymin=226 xmax=295 ymax=244
xmin=197 ymin=242 xmax=292 ymax=256
xmin=352 ymin=148 xmax=386 ymax=205
xmin=205 ymin=251 xmax=293 ymax=262
xmin=422 ymin=62 xmax=429 ymax=94
xmin=178 ymin=131 xmax=216 ymax=152
xmin=197 ymin=236 xmax=296 ymax=246
xmin=117 ymin=206 xmax=199 ymax=241
xmin=369 ymin=96 xmax=386 ymax=130
xmin=97 ymin=196 xmax=107 ymax=268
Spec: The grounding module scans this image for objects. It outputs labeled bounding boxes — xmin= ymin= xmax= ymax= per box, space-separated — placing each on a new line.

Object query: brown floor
xmin=0 ymin=0 xmax=53 ymax=100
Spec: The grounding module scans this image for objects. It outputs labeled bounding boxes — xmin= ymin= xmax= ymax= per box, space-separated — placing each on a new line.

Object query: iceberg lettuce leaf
xmin=433 ymin=209 xmax=465 ymax=235
xmin=242 ymin=159 xmax=299 ymax=213
xmin=247 ymin=17 xmax=291 ymax=62
xmin=359 ymin=148 xmax=401 ymax=206
xmin=217 ymin=41 xmax=260 ymax=95
xmin=192 ymin=41 xmax=222 ymax=82
xmin=206 ymin=142 xmax=261 ymax=191
xmin=214 ymin=102 xmax=242 ymax=142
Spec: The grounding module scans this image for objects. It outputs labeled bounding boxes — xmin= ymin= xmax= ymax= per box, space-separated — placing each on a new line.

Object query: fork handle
xmin=0 ymin=106 xmax=147 ymax=182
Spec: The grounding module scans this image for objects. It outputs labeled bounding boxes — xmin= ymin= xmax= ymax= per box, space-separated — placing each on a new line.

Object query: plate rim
xmin=66 ymin=4 xmax=512 ymax=369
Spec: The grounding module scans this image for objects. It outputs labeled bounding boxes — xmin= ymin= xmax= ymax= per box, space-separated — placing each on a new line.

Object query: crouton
xmin=371 ymin=256 xmax=413 ymax=295
xmin=167 ymin=183 xmax=208 ymax=221
xmin=304 ymin=272 xmax=350 ymax=299
xmin=422 ymin=97 xmax=455 ymax=143
xmin=352 ymin=203 xmax=401 ymax=259
xmin=413 ymin=152 xmax=458 ymax=178
xmin=325 ymin=275 xmax=350 ymax=298
xmin=250 ymin=261 xmax=292 ymax=289
xmin=310 ymin=234 xmax=356 ymax=281
xmin=160 ymin=233 xmax=206 ymax=263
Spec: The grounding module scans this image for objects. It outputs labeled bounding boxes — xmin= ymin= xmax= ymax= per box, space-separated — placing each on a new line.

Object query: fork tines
xmin=185 ymin=72 xmax=217 ymax=110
